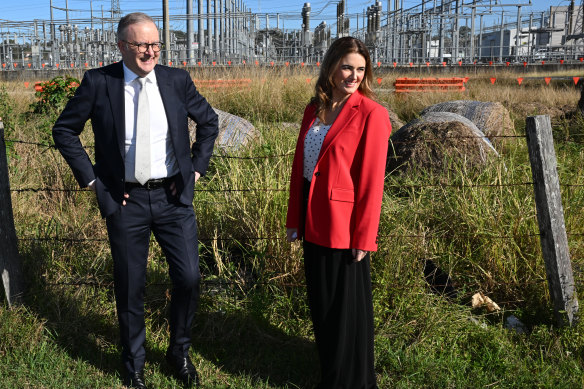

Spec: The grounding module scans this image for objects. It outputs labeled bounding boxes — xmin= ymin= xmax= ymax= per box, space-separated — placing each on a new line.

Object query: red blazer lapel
xmin=317 ymin=91 xmax=363 ymax=161
xmin=299 ymin=104 xmax=317 ymax=140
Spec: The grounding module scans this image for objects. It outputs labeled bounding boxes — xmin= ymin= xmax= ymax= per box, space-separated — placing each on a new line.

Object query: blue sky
xmin=1 ymin=0 xmax=569 ymax=30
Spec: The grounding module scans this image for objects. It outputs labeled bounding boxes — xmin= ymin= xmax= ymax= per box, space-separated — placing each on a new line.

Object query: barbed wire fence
xmin=1 ymin=116 xmax=582 ymax=325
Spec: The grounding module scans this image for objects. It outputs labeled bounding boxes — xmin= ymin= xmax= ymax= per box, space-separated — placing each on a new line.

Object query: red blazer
xmin=286 ymin=91 xmax=392 ymax=251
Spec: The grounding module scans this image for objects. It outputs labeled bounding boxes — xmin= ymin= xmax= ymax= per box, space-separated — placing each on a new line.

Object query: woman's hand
xmin=286 ymin=228 xmax=299 ymax=242
xmin=351 ymin=248 xmax=368 ymax=262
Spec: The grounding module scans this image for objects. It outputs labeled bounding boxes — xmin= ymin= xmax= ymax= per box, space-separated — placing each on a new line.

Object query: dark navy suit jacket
xmin=53 ymin=62 xmax=219 ymax=218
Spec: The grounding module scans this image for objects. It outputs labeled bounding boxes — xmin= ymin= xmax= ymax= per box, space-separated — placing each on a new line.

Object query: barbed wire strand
xmin=17 ymin=231 xmax=584 ymax=244
xmin=6 ymin=134 xmax=584 ymax=305
xmin=6 ymin=138 xmax=295 ymax=159
xmin=3 ymin=181 xmax=544 ymax=193
xmin=18 ymin=276 xmax=583 ymax=297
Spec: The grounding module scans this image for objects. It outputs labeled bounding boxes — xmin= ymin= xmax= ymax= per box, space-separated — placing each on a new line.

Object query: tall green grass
xmin=1 ymin=68 xmax=583 ymax=388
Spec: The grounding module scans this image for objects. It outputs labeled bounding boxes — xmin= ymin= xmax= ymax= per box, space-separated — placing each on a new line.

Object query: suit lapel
xmin=105 ymin=62 xmax=126 ymax=159
xmin=155 ymin=66 xmax=177 ymax=136
xmin=317 ymin=91 xmax=363 ymax=160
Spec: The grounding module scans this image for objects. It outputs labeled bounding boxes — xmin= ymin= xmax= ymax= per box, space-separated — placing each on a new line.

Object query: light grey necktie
xmin=135 ymin=77 xmax=150 ymax=185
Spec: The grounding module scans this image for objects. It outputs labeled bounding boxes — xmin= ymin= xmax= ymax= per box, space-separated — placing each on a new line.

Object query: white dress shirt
xmin=122 ymin=63 xmax=179 ymax=183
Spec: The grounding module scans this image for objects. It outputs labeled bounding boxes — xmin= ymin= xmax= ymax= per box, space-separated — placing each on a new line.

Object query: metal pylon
xmin=567 ymin=0 xmax=584 ymax=40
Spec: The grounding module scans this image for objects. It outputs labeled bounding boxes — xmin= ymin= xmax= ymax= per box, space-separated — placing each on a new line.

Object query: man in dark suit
xmin=52 ymin=12 xmax=218 ymax=388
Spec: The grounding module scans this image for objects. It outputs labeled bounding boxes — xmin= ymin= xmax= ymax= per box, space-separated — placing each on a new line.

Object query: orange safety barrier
xmin=193 ymin=78 xmax=252 ymax=89
xmin=394 ymin=77 xmax=466 ymax=93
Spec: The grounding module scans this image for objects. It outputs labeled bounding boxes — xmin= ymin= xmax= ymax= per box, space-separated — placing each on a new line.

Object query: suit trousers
xmin=303 ymin=241 xmax=377 ymax=389
xmin=105 ymin=184 xmax=200 ymax=374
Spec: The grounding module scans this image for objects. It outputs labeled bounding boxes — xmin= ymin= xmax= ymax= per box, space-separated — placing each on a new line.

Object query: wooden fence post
xmin=0 ymin=119 xmax=25 ymax=306
xmin=526 ymin=115 xmax=579 ymax=327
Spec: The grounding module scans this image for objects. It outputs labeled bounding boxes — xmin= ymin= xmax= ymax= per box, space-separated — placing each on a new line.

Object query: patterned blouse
xmin=303 ymin=118 xmax=332 ymax=181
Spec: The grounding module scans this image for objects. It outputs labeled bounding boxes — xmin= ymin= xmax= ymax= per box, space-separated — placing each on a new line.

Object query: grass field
xmin=1 ymin=66 xmax=583 ymax=388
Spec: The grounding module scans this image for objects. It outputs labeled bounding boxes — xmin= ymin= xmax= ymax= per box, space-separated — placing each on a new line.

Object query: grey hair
xmin=117 ymin=12 xmax=156 ymax=41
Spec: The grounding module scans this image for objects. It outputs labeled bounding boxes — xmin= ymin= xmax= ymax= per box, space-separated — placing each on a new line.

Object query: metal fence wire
xmin=3 ymin=126 xmax=583 ymax=309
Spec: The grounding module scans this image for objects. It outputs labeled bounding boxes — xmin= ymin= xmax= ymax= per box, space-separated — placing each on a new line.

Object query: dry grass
xmin=1 ymin=66 xmax=584 ymax=387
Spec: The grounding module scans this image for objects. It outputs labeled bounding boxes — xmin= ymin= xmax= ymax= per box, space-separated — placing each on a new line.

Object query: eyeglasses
xmin=123 ymin=41 xmax=163 ymax=53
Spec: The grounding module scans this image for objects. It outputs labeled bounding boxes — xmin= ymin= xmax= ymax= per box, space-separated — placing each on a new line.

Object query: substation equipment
xmin=1 ymin=0 xmax=583 ymax=70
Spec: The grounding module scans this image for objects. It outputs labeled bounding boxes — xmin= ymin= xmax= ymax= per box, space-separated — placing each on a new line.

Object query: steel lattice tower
xmin=567 ymin=0 xmax=584 ymax=40
xmin=111 ymin=0 xmax=122 ymax=21
xmin=575 ymin=0 xmax=584 ymax=36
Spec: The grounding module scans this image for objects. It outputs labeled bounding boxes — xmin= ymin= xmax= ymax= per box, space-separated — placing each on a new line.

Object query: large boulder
xmin=387 ymin=112 xmax=499 ymax=173
xmin=189 ymin=108 xmax=260 ymax=151
xmin=420 ymin=100 xmax=514 ymax=148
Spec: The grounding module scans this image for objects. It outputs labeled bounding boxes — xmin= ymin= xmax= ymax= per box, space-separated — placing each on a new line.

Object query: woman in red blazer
xmin=286 ymin=37 xmax=391 ymax=388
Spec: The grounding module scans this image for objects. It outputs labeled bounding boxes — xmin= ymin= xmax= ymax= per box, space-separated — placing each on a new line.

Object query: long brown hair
xmin=311 ymin=37 xmax=374 ymax=123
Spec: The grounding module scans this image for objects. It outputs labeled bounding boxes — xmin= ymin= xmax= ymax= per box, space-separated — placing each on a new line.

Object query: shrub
xmin=31 ymin=75 xmax=80 ymax=113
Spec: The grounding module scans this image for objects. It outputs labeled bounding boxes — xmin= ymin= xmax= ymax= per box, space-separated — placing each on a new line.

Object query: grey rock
xmin=189 ymin=108 xmax=260 ymax=151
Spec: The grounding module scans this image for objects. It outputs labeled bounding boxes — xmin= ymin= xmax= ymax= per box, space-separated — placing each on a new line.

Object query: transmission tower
xmin=567 ymin=0 xmax=584 ymax=40
xmin=111 ymin=0 xmax=122 ymax=21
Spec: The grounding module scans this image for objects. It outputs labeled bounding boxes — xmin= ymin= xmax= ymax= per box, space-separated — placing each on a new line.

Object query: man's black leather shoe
xmin=123 ymin=370 xmax=147 ymax=389
xmin=166 ymin=351 xmax=200 ymax=387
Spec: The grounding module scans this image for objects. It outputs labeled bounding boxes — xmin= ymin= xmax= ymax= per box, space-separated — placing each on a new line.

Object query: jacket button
xmin=314 ymin=172 xmax=320 ymax=176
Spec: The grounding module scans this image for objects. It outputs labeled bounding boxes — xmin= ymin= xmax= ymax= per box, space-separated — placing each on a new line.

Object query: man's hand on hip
xmin=89 ymin=179 xmax=129 ymax=206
